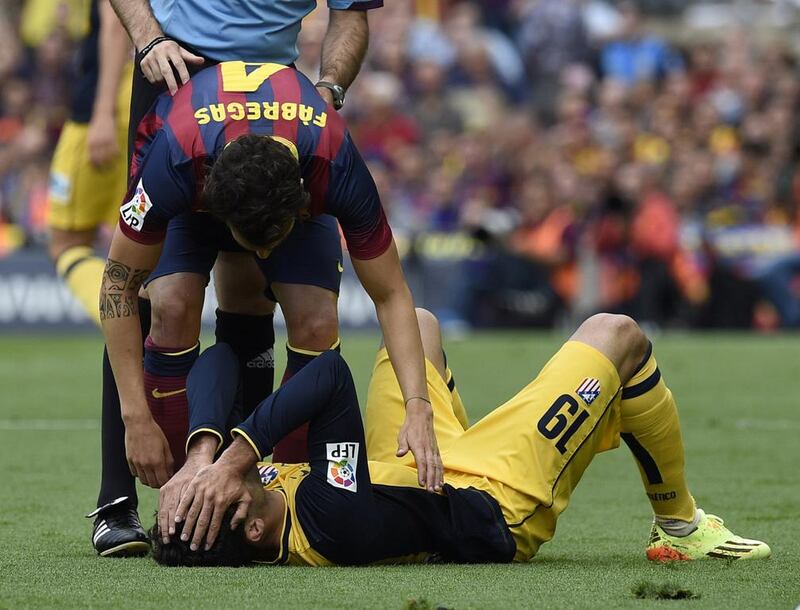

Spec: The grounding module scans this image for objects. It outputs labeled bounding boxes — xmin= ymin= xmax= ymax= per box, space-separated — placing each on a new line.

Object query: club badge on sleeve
xmin=326 ymin=442 xmax=359 ymax=492
xmin=576 ymin=377 xmax=601 ymax=405
xmin=258 ymin=464 xmax=279 ymax=486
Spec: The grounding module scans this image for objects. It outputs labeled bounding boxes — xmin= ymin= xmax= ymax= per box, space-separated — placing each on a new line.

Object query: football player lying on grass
xmin=151 ymin=310 xmax=770 ymax=566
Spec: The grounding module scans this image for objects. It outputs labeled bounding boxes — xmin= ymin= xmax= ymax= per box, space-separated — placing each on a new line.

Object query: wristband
xmin=405 ymin=396 xmax=432 ymax=406
xmin=136 ymin=36 xmax=174 ymax=73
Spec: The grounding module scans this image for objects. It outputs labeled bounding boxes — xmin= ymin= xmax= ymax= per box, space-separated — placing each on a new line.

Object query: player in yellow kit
xmin=48 ymin=0 xmax=131 ymax=327
xmin=150 ymin=310 xmax=770 ymax=566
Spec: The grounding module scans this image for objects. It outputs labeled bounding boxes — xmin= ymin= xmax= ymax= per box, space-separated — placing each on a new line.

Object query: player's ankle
xmin=655 ymin=509 xmax=700 ymax=537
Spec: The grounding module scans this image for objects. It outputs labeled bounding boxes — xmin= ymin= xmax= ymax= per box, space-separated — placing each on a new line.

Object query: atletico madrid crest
xmin=576 ymin=378 xmax=601 ymax=405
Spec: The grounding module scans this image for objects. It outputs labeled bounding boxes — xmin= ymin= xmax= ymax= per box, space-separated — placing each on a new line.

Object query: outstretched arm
xmin=351 ymin=242 xmax=444 ymax=493
xmin=101 ymin=227 xmax=172 ymax=488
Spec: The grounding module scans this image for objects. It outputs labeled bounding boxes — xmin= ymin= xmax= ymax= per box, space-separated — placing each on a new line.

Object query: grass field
xmin=1 ymin=330 xmax=798 ymax=609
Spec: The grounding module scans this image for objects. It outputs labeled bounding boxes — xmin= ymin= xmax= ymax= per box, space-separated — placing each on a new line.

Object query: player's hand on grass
xmin=157 ymin=439 xmax=215 ymax=544
xmin=397 ymin=398 xmax=444 ymax=493
xmin=86 ymin=113 xmax=119 ymax=168
xmin=175 ymin=461 xmax=252 ymax=551
xmin=124 ymin=416 xmax=174 ymax=488
xmin=139 ymin=39 xmax=204 ymax=95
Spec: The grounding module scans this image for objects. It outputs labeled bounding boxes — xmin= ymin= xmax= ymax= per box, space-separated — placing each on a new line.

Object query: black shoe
xmin=87 ymin=496 xmax=150 ymax=557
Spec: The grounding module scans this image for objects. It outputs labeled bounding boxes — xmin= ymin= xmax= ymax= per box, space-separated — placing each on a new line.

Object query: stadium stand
xmin=1 ymin=0 xmax=799 ymax=329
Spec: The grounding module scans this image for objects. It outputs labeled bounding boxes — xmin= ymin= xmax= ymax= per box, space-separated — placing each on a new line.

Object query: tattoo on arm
xmin=99 ymin=258 xmax=151 ymax=320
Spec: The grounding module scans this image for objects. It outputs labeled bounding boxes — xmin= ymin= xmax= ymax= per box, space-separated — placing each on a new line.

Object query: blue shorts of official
xmin=146 ymin=212 xmax=343 ymax=301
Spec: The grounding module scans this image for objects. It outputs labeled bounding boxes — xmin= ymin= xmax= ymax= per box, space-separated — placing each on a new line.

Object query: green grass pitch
xmin=1 ymin=331 xmax=798 ymax=609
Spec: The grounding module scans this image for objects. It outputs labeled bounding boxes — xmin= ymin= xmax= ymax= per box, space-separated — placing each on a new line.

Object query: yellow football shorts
xmin=364 ymin=340 xmax=623 ymax=562
xmin=48 ymin=63 xmax=132 ymax=231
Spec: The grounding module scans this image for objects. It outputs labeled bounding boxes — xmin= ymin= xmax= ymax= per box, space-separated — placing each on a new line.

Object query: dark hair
xmin=149 ymin=507 xmax=254 ymax=567
xmin=203 ymin=134 xmax=308 ymax=248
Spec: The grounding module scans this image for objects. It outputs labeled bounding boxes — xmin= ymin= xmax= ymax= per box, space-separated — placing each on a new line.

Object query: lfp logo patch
xmin=120 ymin=178 xmax=152 ymax=232
xmin=326 ymin=442 xmax=358 ymax=493
xmin=576 ymin=377 xmax=601 ymax=405
xmin=258 ymin=464 xmax=279 ymax=486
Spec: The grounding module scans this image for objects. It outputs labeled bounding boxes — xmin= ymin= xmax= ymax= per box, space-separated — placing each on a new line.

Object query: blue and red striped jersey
xmin=119 ymin=62 xmax=392 ymax=260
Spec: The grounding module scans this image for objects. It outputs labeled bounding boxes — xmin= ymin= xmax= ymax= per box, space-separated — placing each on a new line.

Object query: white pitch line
xmin=0 ymin=419 xmax=99 ymax=431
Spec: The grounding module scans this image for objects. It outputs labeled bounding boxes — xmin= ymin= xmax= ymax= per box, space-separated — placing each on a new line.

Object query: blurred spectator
xmin=1 ymin=0 xmax=82 ymax=247
xmin=515 ymin=0 xmax=590 ymax=121
xmin=600 ymin=1 xmax=684 ymax=86
xmin=3 ymin=0 xmax=800 ymax=329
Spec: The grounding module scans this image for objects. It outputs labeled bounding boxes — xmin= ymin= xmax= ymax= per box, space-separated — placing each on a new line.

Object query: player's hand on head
xmin=397 ymin=398 xmax=444 ymax=493
xmin=86 ymin=113 xmax=119 ymax=168
xmin=157 ymin=455 xmax=208 ymax=544
xmin=124 ymin=416 xmax=175 ymax=488
xmin=175 ymin=462 xmax=252 ymax=551
xmin=139 ymin=39 xmax=204 ymax=95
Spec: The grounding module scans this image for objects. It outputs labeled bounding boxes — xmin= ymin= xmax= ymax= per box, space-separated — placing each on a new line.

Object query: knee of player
xmin=415 ymin=308 xmax=441 ymax=341
xmin=579 ymin=312 xmax=647 ymax=356
xmin=605 ymin=313 xmax=645 ymax=346
xmin=288 ymin=310 xmax=339 ymax=351
xmin=150 ymin=286 xmax=203 ymax=339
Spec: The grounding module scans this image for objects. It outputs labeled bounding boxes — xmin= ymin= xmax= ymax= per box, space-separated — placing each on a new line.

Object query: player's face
xmin=229 ymin=219 xmax=296 ymax=259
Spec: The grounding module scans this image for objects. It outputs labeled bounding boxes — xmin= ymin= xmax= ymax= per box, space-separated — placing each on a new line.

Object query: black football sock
xmin=214 ymin=310 xmax=275 ymax=418
xmin=96 ymin=298 xmax=151 ymax=508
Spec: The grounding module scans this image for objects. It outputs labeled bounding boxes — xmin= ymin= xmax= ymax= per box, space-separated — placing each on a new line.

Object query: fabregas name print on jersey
xmin=121 ymin=61 xmax=392 ymax=260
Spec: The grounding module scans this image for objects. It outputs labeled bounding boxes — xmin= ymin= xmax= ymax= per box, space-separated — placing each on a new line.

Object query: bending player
xmin=99 ymin=61 xmax=442 ymax=504
xmin=150 ymin=311 xmax=770 ymax=565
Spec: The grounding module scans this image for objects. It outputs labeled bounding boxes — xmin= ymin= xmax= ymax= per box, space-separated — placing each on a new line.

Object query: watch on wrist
xmin=315 ymin=81 xmax=345 ymax=110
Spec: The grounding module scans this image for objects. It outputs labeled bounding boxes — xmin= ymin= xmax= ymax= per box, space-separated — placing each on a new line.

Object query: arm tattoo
xmin=99 ymin=258 xmax=151 ymax=320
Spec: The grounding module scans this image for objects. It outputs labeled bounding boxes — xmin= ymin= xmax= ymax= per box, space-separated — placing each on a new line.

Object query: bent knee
xmin=148 ymin=277 xmax=205 ymax=345
xmin=582 ymin=313 xmax=641 ymax=341
xmin=573 ymin=314 xmax=648 ymax=382
xmin=287 ymin=310 xmax=339 ymax=351
xmin=415 ymin=308 xmax=446 ymax=379
xmin=415 ymin=308 xmax=441 ymax=339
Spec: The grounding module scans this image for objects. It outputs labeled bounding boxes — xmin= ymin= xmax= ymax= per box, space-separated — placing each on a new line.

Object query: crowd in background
xmin=1 ymin=0 xmax=799 ymax=328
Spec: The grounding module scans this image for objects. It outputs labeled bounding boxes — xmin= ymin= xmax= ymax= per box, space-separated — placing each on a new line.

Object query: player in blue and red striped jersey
xmin=92 ymin=0 xmax=380 ymax=560
xmin=100 ymin=61 xmax=443 ymax=509
xmin=121 ymin=61 xmax=389 ymax=256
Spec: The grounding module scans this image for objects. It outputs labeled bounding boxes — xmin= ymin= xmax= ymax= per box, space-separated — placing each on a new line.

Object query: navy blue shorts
xmin=146 ymin=212 xmax=343 ymax=301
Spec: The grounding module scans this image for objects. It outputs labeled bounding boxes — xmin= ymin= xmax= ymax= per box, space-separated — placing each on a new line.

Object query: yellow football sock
xmin=56 ymin=245 xmax=104 ymax=327
xmin=620 ymin=347 xmax=696 ymax=522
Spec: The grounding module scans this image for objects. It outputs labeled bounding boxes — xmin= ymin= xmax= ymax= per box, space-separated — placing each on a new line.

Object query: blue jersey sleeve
xmin=185 ymin=344 xmax=241 ymax=454
xmin=324 ymin=133 xmax=393 ymax=260
xmin=232 ymin=351 xmax=357 ymax=459
xmin=119 ymin=130 xmax=196 ymax=245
